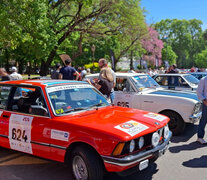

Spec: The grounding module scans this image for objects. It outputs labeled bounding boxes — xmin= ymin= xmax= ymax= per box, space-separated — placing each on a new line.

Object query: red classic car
xmin=0 ymin=80 xmax=171 ymax=180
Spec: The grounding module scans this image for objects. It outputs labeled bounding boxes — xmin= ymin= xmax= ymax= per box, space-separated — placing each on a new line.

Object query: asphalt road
xmin=1 ymin=123 xmax=207 ymax=180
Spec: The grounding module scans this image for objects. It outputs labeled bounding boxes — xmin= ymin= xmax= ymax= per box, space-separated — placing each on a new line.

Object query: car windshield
xmin=184 ymin=75 xmax=199 ymax=85
xmin=132 ymin=75 xmax=160 ymax=89
xmin=47 ymin=84 xmax=109 ymax=115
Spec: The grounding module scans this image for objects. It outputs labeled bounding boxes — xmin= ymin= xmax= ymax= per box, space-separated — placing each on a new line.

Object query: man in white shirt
xmin=10 ymin=67 xmax=23 ymax=80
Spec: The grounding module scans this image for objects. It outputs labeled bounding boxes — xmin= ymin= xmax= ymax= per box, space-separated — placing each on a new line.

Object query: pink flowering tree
xmin=141 ymin=27 xmax=164 ymax=67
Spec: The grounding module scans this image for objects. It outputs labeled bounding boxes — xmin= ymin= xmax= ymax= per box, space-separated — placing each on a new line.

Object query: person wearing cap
xmin=10 ymin=66 xmax=23 ymax=80
xmin=59 ymin=59 xmax=79 ymax=80
xmin=51 ymin=63 xmax=61 ymax=79
xmin=0 ymin=68 xmax=11 ymax=81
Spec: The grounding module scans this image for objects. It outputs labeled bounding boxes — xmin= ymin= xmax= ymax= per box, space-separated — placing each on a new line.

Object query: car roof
xmin=188 ymin=72 xmax=207 ymax=74
xmin=0 ymin=79 xmax=88 ymax=87
xmin=86 ymin=72 xmax=147 ymax=77
xmin=154 ymin=73 xmax=188 ymax=76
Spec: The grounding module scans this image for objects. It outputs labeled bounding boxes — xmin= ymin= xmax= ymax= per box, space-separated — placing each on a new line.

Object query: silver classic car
xmin=152 ymin=74 xmax=199 ymax=92
xmin=87 ymin=73 xmax=202 ymax=135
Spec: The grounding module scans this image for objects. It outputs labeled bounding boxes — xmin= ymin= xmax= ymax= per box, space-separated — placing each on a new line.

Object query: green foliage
xmin=155 ymin=19 xmax=205 ymax=68
xmin=162 ymin=44 xmax=177 ymax=65
xmin=195 ymin=48 xmax=207 ymax=67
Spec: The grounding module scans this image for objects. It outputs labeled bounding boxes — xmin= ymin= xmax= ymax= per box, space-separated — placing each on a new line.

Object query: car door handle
xmin=3 ymin=115 xmax=10 ymax=118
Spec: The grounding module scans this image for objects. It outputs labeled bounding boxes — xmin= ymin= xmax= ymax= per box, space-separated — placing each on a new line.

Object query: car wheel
xmin=71 ymin=146 xmax=104 ymax=180
xmin=161 ymin=111 xmax=185 ymax=135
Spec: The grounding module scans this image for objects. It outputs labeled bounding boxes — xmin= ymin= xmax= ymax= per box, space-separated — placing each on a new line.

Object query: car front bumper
xmin=189 ymin=112 xmax=202 ymax=123
xmin=102 ymin=131 xmax=172 ymax=172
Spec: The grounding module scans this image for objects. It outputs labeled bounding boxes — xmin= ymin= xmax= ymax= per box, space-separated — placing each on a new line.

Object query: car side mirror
xmin=30 ymin=105 xmax=48 ymax=116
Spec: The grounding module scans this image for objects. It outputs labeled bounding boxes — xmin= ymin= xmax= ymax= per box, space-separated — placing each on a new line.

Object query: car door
xmin=6 ymin=86 xmax=52 ymax=159
xmin=114 ymin=77 xmax=136 ymax=108
xmin=0 ymin=85 xmax=12 ymax=148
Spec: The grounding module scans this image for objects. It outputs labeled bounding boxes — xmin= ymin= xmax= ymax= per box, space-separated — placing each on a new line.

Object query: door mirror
xmin=30 ymin=105 xmax=48 ymax=116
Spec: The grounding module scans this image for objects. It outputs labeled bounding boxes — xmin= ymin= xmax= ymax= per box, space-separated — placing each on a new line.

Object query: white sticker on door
xmin=9 ymin=114 xmax=33 ymax=154
xmin=51 ymin=129 xmax=69 ymax=142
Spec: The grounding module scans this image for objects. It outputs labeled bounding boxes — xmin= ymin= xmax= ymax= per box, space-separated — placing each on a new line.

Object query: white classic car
xmin=152 ymin=74 xmax=199 ymax=92
xmin=86 ymin=73 xmax=202 ymax=135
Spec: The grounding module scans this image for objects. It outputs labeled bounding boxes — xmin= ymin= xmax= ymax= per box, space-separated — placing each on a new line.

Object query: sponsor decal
xmin=115 ymin=120 xmax=149 ymax=136
xmin=47 ymin=84 xmax=92 ymax=93
xmin=144 ymin=113 xmax=166 ymax=122
xmin=51 ymin=129 xmax=69 ymax=142
xmin=0 ymin=111 xmax=3 ymax=116
xmin=9 ymin=114 xmax=33 ymax=154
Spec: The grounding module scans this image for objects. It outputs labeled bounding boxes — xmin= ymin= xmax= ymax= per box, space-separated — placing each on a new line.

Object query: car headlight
xmin=164 ymin=125 xmax=169 ymax=139
xmin=193 ymin=102 xmax=201 ymax=114
xmin=151 ymin=132 xmax=160 ymax=147
xmin=138 ymin=136 xmax=144 ymax=149
xmin=129 ymin=140 xmax=135 ymax=152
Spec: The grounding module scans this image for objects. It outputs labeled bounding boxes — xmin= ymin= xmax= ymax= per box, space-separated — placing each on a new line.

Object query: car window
xmin=178 ymin=77 xmax=190 ymax=87
xmin=47 ymin=84 xmax=109 ymax=115
xmin=155 ymin=76 xmax=168 ymax=86
xmin=0 ymin=86 xmax=11 ymax=110
xmin=11 ymin=86 xmax=48 ymax=116
xmin=168 ymin=76 xmax=179 ymax=86
xmin=115 ymin=78 xmax=135 ymax=92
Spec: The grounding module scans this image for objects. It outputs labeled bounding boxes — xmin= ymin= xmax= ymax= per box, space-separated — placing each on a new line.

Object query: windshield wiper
xmin=62 ymin=107 xmax=88 ymax=114
xmin=89 ymin=102 xmax=106 ymax=109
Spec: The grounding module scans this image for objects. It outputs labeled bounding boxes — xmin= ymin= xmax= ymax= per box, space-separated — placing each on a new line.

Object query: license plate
xmin=139 ymin=159 xmax=149 ymax=171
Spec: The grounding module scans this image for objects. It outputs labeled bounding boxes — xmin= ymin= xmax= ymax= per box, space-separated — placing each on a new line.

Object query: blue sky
xmin=141 ymin=0 xmax=207 ymax=30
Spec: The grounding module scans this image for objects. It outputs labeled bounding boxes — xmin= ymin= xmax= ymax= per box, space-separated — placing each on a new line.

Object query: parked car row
xmin=0 ymin=72 xmax=202 ymax=180
xmin=87 ymin=73 xmax=202 ymax=135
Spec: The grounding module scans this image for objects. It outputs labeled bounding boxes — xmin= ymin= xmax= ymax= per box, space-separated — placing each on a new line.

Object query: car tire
xmin=71 ymin=146 xmax=104 ymax=180
xmin=161 ymin=111 xmax=185 ymax=135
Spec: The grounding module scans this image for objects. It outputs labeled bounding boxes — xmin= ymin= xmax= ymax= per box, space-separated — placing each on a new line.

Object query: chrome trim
xmin=0 ymin=134 xmax=66 ymax=150
xmin=189 ymin=112 xmax=202 ymax=123
xmin=31 ymin=140 xmax=67 ymax=150
xmin=102 ymin=131 xmax=172 ymax=167
xmin=0 ymin=134 xmax=8 ymax=138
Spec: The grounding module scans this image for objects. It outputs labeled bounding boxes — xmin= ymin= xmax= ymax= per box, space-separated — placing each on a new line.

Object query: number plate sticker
xmin=139 ymin=159 xmax=149 ymax=171
xmin=9 ymin=114 xmax=33 ymax=154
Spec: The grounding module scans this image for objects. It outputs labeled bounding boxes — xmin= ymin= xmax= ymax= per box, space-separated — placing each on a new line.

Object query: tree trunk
xmin=40 ymin=49 xmax=57 ymax=76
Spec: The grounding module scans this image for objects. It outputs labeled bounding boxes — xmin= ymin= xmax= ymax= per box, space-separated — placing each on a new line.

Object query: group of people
xmin=51 ymin=58 xmax=116 ymax=103
xmin=51 ymin=59 xmax=91 ymax=81
xmin=0 ymin=67 xmax=22 ymax=81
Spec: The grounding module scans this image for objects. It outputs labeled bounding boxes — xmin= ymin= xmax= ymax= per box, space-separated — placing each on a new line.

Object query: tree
xmin=195 ymin=48 xmax=207 ymax=67
xmin=141 ymin=27 xmax=163 ymax=67
xmin=161 ymin=44 xmax=177 ymax=65
xmin=0 ymin=0 xmax=147 ymax=75
xmin=155 ymin=19 xmax=205 ymax=68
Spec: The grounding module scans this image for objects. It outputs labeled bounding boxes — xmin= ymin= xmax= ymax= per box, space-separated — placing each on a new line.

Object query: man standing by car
xmin=92 ymin=59 xmax=114 ymax=102
xmin=197 ymin=76 xmax=207 ymax=144
xmin=10 ymin=66 xmax=23 ymax=80
xmin=59 ymin=59 xmax=79 ymax=80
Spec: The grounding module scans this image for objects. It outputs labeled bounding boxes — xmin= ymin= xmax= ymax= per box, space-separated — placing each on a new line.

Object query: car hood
xmin=60 ymin=106 xmax=169 ymax=141
xmin=149 ymin=90 xmax=199 ymax=101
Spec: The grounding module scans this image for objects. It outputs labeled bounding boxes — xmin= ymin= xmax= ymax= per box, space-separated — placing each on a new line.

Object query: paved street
xmin=0 ymin=123 xmax=207 ymax=180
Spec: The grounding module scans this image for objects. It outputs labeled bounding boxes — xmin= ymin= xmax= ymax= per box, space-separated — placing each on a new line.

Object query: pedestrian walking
xmin=59 ymin=59 xmax=80 ymax=80
xmin=196 ymin=76 xmax=207 ymax=144
xmin=10 ymin=66 xmax=23 ymax=80
xmin=0 ymin=68 xmax=11 ymax=81
xmin=51 ymin=63 xmax=61 ymax=79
